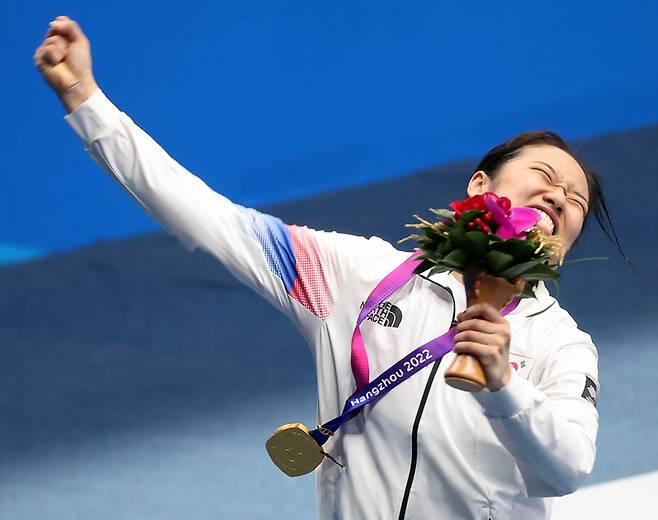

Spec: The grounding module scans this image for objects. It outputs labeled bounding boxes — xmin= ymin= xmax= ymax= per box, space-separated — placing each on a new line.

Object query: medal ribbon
xmin=309 ymin=252 xmax=520 ymax=446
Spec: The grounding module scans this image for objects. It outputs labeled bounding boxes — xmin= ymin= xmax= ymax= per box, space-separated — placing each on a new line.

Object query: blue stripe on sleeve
xmin=237 ymin=207 xmax=298 ymax=292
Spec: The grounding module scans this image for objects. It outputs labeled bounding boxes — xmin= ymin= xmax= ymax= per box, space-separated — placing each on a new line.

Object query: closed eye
xmin=532 ymin=167 xmax=553 ymax=182
xmin=532 ymin=167 xmax=588 ymax=213
xmin=567 ymin=195 xmax=588 ymax=213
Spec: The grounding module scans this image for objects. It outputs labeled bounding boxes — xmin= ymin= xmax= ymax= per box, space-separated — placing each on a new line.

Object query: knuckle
xmin=44 ymin=49 xmax=59 ymax=64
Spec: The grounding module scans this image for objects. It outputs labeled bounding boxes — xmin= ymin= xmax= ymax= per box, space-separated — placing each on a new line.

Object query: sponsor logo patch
xmin=581 ymin=376 xmax=598 ymax=407
xmin=364 ymin=301 xmax=403 ymax=328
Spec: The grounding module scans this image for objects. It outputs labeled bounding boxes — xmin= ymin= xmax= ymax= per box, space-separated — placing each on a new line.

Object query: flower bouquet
xmin=402 ymin=192 xmax=566 ymax=392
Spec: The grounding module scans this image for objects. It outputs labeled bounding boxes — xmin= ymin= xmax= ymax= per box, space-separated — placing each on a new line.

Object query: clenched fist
xmin=34 ymin=16 xmax=98 ymax=113
xmin=453 ymin=303 xmax=513 ymax=391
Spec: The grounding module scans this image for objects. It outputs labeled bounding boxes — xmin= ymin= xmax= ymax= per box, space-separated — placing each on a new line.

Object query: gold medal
xmin=265 ymin=423 xmax=327 ymax=477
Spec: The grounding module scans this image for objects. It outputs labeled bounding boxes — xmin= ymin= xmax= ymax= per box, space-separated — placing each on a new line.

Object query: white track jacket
xmin=65 ymin=89 xmax=600 ymax=520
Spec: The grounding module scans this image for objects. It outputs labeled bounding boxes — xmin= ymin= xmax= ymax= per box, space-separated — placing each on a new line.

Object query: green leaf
xmin=460 ymin=209 xmax=485 ymax=223
xmin=490 ymin=238 xmax=533 ymax=259
xmin=423 ymin=234 xmax=444 ymax=248
xmin=519 ymin=283 xmax=537 ymax=299
xmin=463 ymin=231 xmax=489 ymax=258
xmin=484 ymin=250 xmax=515 ymax=274
xmin=439 ymin=249 xmax=470 ymax=269
xmin=503 ymin=239 xmax=537 ymax=262
xmin=436 ymin=240 xmax=451 ymax=256
xmin=413 ymin=259 xmax=435 ymax=274
xmin=517 ymin=263 xmax=559 ymax=281
xmin=447 ymin=222 xmax=468 ymax=249
xmin=429 ymin=265 xmax=451 ymax=276
xmin=561 ymin=256 xmax=610 ymax=265
xmin=498 ymin=258 xmax=546 ymax=280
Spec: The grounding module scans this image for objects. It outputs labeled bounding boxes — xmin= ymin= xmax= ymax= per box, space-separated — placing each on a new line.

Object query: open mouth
xmin=532 ymin=208 xmax=557 ymax=235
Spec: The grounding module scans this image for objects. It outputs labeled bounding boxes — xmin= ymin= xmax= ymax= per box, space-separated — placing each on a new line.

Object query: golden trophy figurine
xmin=443 ymin=262 xmax=526 ymax=392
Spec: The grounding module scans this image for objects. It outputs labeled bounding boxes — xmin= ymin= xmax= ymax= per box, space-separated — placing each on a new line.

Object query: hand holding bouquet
xmin=403 ymin=192 xmax=566 ymax=392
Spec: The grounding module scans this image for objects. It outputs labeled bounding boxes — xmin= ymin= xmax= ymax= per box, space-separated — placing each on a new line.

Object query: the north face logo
xmin=365 ymin=301 xmax=403 ymax=328
xmin=581 ymin=376 xmax=598 ymax=407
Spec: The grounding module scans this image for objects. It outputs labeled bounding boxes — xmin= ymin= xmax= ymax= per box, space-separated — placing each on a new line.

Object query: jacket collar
xmin=428 ymin=270 xmax=556 ymax=318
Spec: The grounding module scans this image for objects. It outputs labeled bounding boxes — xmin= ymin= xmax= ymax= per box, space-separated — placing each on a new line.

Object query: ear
xmin=466 ymin=170 xmax=492 ymax=197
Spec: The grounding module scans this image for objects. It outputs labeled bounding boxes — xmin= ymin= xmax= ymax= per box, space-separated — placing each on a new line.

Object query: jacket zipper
xmin=397 ymin=280 xmax=455 ymax=520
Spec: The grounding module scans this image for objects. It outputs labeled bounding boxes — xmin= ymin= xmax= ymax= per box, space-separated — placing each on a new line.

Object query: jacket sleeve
xmin=64 ymin=89 xmax=386 ymax=337
xmin=472 ymin=310 xmax=600 ymax=497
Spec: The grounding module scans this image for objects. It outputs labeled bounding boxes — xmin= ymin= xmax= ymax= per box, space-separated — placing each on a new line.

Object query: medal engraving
xmin=265 ymin=423 xmax=325 ymax=477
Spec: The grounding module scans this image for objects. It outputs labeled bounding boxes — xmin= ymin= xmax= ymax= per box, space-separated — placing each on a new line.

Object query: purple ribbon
xmin=350 ymin=251 xmax=425 ymax=390
xmin=309 ymin=252 xmax=520 ymax=446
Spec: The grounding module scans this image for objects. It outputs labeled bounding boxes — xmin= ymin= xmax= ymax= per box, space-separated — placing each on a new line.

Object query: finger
xmin=47 ymin=18 xmax=86 ymax=43
xmin=41 ymin=45 xmax=65 ymax=66
xmin=456 ymin=318 xmax=500 ymax=334
xmin=44 ymin=26 xmax=68 ymax=40
xmin=41 ymin=35 xmax=68 ymax=54
xmin=453 ymin=342 xmax=498 ymax=365
xmin=34 ymin=46 xmax=61 ymax=70
xmin=33 ymin=47 xmax=47 ymax=69
xmin=36 ymin=34 xmax=68 ymax=61
xmin=458 ymin=303 xmax=505 ymax=324
xmin=454 ymin=330 xmax=502 ymax=347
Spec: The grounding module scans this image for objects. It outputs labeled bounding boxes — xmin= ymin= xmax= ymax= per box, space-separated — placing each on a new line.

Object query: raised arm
xmin=33 ymin=16 xmax=393 ymax=338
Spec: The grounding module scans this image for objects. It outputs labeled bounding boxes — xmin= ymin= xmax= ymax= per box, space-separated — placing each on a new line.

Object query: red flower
xmin=449 ymin=194 xmax=486 ymax=218
xmin=450 ymin=193 xmax=526 ymax=235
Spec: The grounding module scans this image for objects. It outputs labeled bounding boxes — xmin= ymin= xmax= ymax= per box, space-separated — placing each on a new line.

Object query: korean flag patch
xmin=581 ymin=376 xmax=598 ymax=407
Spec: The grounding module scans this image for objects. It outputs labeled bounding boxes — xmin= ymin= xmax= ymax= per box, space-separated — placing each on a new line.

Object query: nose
xmin=543 ymin=184 xmax=567 ymax=214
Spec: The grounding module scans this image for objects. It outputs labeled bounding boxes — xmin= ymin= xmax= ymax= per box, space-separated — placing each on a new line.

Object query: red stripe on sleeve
xmin=287 ymin=226 xmax=336 ymax=320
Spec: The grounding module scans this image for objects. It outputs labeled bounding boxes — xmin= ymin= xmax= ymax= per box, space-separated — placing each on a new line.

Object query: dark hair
xmin=474 ymin=130 xmax=629 ymax=262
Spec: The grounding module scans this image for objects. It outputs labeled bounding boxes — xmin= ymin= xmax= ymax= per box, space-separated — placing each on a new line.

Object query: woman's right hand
xmin=34 ymin=15 xmax=98 ymax=113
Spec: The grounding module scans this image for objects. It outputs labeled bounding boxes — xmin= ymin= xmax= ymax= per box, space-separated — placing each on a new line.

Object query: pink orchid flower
xmin=483 ymin=193 xmax=540 ymax=240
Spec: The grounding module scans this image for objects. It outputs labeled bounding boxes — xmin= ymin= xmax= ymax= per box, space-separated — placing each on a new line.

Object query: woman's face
xmin=467 ymin=144 xmax=590 ymax=252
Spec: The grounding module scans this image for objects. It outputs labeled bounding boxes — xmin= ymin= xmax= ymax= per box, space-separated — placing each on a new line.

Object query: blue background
xmin=2 ymin=2 xmax=658 ymax=519
xmin=3 ymin=1 xmax=658 ymax=256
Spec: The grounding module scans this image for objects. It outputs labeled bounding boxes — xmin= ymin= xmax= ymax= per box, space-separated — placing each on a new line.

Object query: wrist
xmin=58 ymin=74 xmax=98 ymax=114
xmin=489 ymin=364 xmax=512 ymax=392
